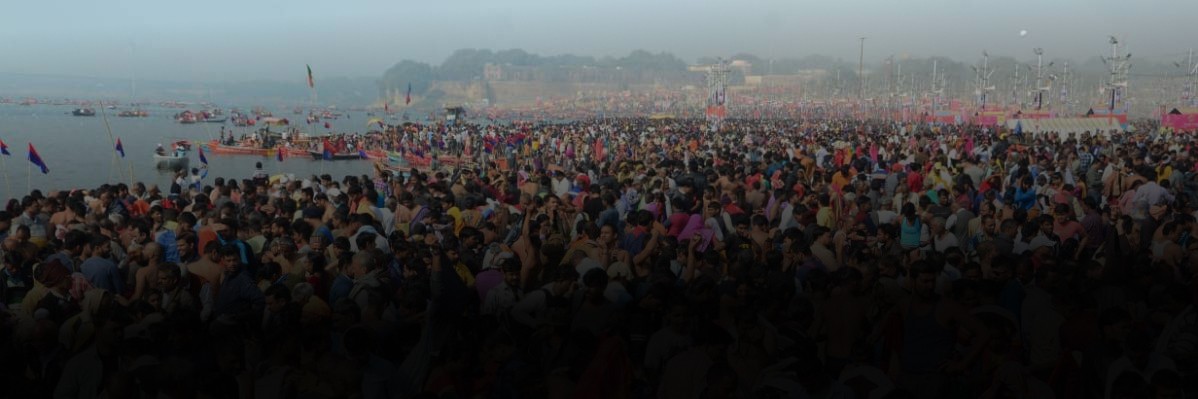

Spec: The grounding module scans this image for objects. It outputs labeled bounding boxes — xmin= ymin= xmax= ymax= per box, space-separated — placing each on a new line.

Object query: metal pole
xmin=98 ymin=102 xmax=121 ymax=182
xmin=1035 ymin=48 xmax=1044 ymax=110
xmin=931 ymin=59 xmax=938 ymax=115
xmin=858 ymin=37 xmax=865 ymax=100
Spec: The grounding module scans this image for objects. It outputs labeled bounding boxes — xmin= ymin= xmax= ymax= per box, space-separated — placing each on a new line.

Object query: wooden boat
xmin=310 ymin=151 xmax=362 ymax=160
xmin=231 ymin=115 xmax=255 ymax=127
xmin=204 ymin=140 xmax=273 ymax=156
xmin=71 ymin=108 xmax=95 ymax=116
xmin=154 ymin=153 xmax=190 ymax=170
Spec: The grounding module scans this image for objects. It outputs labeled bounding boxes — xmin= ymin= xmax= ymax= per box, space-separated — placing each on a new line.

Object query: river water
xmin=0 ymin=104 xmax=383 ymax=195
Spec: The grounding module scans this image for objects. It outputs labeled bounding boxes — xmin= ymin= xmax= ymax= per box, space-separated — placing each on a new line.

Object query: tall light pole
xmin=858 ymin=37 xmax=866 ymax=100
xmin=1102 ymin=36 xmax=1131 ymax=117
xmin=1034 ymin=48 xmax=1044 ymax=110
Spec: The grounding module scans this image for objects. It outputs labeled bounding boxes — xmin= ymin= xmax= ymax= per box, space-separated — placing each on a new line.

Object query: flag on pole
xmin=115 ymin=138 xmax=125 ymax=158
xmin=405 ymin=83 xmax=412 ymax=105
xmin=27 ymin=143 xmax=48 ymax=174
xmin=198 ymin=146 xmax=209 ymax=179
xmin=0 ymin=140 xmax=9 ymax=156
xmin=306 ymin=64 xmax=314 ymax=88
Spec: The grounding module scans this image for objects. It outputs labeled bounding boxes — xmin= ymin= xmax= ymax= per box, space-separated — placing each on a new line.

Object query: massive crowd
xmin=0 ymin=116 xmax=1190 ymax=398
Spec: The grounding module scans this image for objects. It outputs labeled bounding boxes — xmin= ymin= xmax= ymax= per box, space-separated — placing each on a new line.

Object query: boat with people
xmin=176 ymin=111 xmax=198 ymax=124
xmin=71 ymin=108 xmax=95 ymax=116
xmin=203 ymin=140 xmax=274 ymax=156
xmin=231 ymin=113 xmax=255 ymax=127
xmin=154 ymin=153 xmax=189 ymax=170
xmin=154 ymin=143 xmax=190 ymax=170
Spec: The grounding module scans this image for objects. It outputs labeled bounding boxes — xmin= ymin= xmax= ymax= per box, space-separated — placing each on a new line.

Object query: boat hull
xmin=154 ymin=155 xmax=190 ymax=170
xmin=205 ymin=140 xmax=272 ymax=156
xmin=310 ymin=151 xmax=362 ymax=160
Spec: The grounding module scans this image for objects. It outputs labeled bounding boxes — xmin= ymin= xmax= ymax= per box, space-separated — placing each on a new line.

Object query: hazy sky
xmin=1 ymin=0 xmax=1193 ymax=82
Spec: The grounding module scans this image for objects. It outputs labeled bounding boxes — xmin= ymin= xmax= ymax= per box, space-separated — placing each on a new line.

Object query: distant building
xmin=729 ymin=60 xmax=753 ymax=76
xmin=742 ymin=70 xmax=829 ymax=87
xmin=484 ymin=63 xmax=503 ymax=81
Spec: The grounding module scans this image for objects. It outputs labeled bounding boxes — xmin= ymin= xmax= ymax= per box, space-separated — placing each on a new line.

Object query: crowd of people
xmin=0 ymin=116 xmax=1191 ymax=398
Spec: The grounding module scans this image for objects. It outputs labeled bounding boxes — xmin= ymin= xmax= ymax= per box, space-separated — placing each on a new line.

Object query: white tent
xmin=1005 ymin=118 xmax=1123 ymax=139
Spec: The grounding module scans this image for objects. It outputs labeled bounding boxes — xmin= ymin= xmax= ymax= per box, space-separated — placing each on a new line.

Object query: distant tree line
xmin=381 ymin=47 xmax=1196 ymax=111
xmin=381 ymin=49 xmax=689 ymax=98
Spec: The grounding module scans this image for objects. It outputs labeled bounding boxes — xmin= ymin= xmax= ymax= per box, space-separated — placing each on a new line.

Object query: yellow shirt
xmin=1158 ymin=165 xmax=1173 ymax=183
xmin=454 ymin=262 xmax=475 ymax=288
xmin=831 ymin=173 xmax=850 ymax=192
xmin=816 ymin=207 xmax=835 ymax=229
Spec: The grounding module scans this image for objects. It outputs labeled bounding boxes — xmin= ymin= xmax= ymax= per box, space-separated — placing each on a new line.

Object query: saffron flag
xmin=27 ymin=143 xmax=48 ymax=174
xmin=0 ymin=139 xmax=9 ymax=156
xmin=306 ymin=65 xmax=314 ymax=88
xmin=405 ymin=83 xmax=411 ymax=105
xmin=115 ymin=138 xmax=125 ymax=158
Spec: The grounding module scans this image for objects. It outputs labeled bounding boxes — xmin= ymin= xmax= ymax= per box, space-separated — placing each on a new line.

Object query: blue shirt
xmin=81 ymin=256 xmax=123 ymax=294
xmin=1014 ymin=187 xmax=1037 ymax=210
xmin=315 ymin=225 xmax=334 ymax=245
xmin=328 ymin=274 xmax=353 ymax=308
xmin=156 ymin=230 xmax=180 ymax=264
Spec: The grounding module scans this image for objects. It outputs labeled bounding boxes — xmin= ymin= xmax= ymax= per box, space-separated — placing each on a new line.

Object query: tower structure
xmin=705 ymin=58 xmax=730 ymax=123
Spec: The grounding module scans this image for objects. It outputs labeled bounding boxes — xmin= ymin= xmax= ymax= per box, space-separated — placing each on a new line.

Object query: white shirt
xmin=932 ymin=232 xmax=959 ymax=253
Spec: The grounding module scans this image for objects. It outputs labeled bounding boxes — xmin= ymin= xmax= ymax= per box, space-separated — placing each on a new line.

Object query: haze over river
xmin=0 ymin=104 xmax=380 ymax=195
